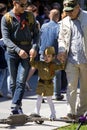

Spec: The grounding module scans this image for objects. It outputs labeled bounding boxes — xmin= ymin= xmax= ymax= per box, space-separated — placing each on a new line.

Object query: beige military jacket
xmin=58 ymin=9 xmax=87 ymax=58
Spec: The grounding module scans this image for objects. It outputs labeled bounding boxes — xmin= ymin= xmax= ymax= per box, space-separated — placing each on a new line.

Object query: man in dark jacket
xmin=1 ymin=0 xmax=39 ymax=114
xmin=0 ymin=3 xmax=7 ymax=97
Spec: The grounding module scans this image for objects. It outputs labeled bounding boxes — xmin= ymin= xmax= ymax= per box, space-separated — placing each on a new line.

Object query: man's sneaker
xmin=11 ymin=108 xmax=23 ymax=115
xmin=60 ymin=113 xmax=77 ymax=120
xmin=11 ymin=109 xmax=19 ymax=115
xmin=67 ymin=113 xmax=77 ymax=120
xmin=55 ymin=95 xmax=64 ymax=101
xmin=18 ymin=107 xmax=23 ymax=114
xmin=0 ymin=91 xmax=3 ymax=97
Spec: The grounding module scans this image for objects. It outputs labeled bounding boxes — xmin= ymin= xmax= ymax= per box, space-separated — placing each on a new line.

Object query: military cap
xmin=44 ymin=46 xmax=55 ymax=55
xmin=63 ymin=0 xmax=78 ymax=12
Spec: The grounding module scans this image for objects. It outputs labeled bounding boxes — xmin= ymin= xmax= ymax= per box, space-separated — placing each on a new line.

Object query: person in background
xmin=41 ymin=4 xmax=51 ymax=24
xmin=52 ymin=2 xmax=66 ymax=100
xmin=0 ymin=39 xmax=8 ymax=97
xmin=30 ymin=46 xmax=65 ymax=120
xmin=0 ymin=3 xmax=8 ymax=97
xmin=1 ymin=0 xmax=39 ymax=114
xmin=39 ymin=8 xmax=64 ymax=101
xmin=0 ymin=3 xmax=7 ymax=37
xmin=51 ymin=2 xmax=61 ymax=20
xmin=26 ymin=4 xmax=40 ymax=28
xmin=58 ymin=0 xmax=87 ymax=119
xmin=31 ymin=0 xmax=44 ymax=26
xmin=59 ymin=10 xmax=67 ymax=94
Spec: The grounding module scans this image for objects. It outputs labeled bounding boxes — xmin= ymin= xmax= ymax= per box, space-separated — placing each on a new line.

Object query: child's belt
xmin=39 ymin=79 xmax=52 ymax=84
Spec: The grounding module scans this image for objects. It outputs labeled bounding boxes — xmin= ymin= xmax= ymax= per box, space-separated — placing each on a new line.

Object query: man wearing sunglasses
xmin=58 ymin=0 xmax=87 ymax=120
xmin=1 ymin=0 xmax=39 ymax=115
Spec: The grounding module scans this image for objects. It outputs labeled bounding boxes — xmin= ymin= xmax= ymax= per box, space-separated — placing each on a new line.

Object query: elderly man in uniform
xmin=58 ymin=0 xmax=87 ymax=119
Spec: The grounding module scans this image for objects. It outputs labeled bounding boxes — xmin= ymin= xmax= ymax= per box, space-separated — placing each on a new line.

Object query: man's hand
xmin=29 ymin=48 xmax=37 ymax=58
xmin=57 ymin=52 xmax=67 ymax=63
xmin=18 ymin=49 xmax=28 ymax=59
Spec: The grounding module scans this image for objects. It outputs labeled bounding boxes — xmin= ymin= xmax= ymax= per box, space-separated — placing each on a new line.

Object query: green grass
xmin=54 ymin=124 xmax=87 ymax=130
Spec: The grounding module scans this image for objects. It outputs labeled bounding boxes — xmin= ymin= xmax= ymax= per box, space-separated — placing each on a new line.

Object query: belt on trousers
xmin=14 ymin=41 xmax=31 ymax=45
xmin=39 ymin=79 xmax=52 ymax=84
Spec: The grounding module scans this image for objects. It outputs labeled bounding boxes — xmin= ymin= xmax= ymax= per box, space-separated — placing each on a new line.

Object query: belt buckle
xmin=45 ymin=80 xmax=49 ymax=84
xmin=45 ymin=80 xmax=51 ymax=84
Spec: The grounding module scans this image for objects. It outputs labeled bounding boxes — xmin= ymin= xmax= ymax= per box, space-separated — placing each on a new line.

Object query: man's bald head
xmin=49 ymin=9 xmax=60 ymax=22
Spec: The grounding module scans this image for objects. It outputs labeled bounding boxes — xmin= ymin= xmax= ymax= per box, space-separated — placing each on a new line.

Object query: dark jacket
xmin=1 ymin=10 xmax=39 ymax=54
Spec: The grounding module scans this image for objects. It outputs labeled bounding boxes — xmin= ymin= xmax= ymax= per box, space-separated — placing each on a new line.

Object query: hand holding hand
xmin=57 ymin=52 xmax=67 ymax=63
xmin=29 ymin=48 xmax=37 ymax=59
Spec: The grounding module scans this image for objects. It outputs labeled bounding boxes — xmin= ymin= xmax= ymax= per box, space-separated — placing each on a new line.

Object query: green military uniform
xmin=30 ymin=47 xmax=64 ymax=96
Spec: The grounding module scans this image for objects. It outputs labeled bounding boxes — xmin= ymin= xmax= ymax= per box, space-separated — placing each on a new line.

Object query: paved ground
xmin=0 ymin=74 xmax=71 ymax=130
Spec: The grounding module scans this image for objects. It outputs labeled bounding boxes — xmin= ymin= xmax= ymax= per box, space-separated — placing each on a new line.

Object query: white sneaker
xmin=7 ymin=93 xmax=12 ymax=99
xmin=0 ymin=91 xmax=3 ymax=97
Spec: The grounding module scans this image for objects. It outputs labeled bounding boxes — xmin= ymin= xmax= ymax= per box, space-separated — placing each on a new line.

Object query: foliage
xmin=54 ymin=124 xmax=87 ymax=130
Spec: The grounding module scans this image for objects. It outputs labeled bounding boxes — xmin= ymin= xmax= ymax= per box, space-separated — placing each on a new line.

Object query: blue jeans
xmin=0 ymin=68 xmax=8 ymax=94
xmin=7 ymin=75 xmax=12 ymax=94
xmin=54 ymin=70 xmax=61 ymax=97
xmin=5 ymin=51 xmax=30 ymax=108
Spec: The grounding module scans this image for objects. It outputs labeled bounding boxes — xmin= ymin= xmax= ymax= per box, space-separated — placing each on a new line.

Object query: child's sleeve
xmin=29 ymin=58 xmax=39 ymax=69
xmin=54 ymin=63 xmax=65 ymax=71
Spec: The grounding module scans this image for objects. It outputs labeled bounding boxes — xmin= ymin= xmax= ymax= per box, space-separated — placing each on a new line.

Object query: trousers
xmin=66 ymin=62 xmax=87 ymax=116
xmin=5 ymin=51 xmax=30 ymax=108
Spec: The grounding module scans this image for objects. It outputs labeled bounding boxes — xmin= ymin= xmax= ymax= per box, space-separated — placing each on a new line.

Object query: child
xmin=30 ymin=46 xmax=65 ymax=120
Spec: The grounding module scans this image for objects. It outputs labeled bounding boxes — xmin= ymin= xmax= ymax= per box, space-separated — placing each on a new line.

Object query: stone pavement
xmin=0 ymin=74 xmax=70 ymax=130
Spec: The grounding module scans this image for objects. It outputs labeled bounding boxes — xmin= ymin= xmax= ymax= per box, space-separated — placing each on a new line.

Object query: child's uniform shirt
xmin=30 ymin=59 xmax=64 ymax=96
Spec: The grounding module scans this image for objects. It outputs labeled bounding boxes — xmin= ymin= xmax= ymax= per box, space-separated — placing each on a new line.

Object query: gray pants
xmin=66 ymin=62 xmax=87 ymax=116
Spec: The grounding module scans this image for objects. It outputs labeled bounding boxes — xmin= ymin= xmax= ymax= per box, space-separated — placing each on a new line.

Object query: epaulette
xmin=4 ymin=12 xmax=12 ymax=24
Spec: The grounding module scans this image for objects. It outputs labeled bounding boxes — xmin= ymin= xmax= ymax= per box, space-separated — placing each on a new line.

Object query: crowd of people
xmin=0 ymin=0 xmax=87 ymax=120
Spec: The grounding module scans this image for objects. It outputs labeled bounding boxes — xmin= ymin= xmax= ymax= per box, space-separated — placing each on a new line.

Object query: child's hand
xmin=57 ymin=52 xmax=67 ymax=63
xmin=29 ymin=48 xmax=37 ymax=58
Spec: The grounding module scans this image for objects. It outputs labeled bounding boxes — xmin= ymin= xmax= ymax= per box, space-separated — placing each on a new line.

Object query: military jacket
xmin=1 ymin=10 xmax=39 ymax=54
xmin=30 ymin=59 xmax=64 ymax=96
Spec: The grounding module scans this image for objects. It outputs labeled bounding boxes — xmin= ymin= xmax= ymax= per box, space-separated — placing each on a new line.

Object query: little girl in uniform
xmin=30 ymin=46 xmax=65 ymax=120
